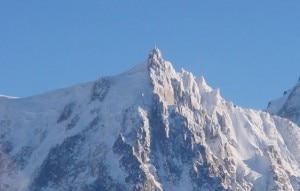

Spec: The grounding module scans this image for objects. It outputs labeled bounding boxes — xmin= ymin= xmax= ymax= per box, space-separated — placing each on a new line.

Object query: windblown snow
xmin=1 ymin=48 xmax=300 ymax=191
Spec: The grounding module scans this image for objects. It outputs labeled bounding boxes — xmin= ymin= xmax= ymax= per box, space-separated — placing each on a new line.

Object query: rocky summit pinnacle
xmin=1 ymin=49 xmax=300 ymax=191
xmin=148 ymin=47 xmax=163 ymax=65
xmin=149 ymin=47 xmax=162 ymax=60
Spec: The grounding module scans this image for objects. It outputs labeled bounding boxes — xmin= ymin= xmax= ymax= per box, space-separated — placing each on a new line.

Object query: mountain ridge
xmin=266 ymin=80 xmax=300 ymax=126
xmin=1 ymin=48 xmax=300 ymax=190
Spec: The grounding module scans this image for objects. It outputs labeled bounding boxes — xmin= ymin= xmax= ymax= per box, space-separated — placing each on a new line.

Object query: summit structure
xmin=148 ymin=47 xmax=162 ymax=60
xmin=1 ymin=49 xmax=300 ymax=190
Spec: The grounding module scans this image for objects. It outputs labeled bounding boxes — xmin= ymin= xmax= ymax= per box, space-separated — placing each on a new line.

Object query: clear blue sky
xmin=1 ymin=1 xmax=300 ymax=109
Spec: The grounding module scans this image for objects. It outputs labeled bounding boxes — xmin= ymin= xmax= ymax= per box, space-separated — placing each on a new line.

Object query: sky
xmin=1 ymin=1 xmax=300 ymax=109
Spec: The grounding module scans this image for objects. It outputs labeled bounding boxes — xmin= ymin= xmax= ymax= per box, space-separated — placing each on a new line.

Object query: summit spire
xmin=148 ymin=46 xmax=162 ymax=61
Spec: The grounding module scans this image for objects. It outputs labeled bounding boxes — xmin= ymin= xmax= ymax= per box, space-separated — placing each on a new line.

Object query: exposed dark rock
xmin=12 ymin=146 xmax=33 ymax=169
xmin=57 ymin=102 xmax=76 ymax=123
xmin=91 ymin=77 xmax=111 ymax=102
xmin=66 ymin=114 xmax=80 ymax=130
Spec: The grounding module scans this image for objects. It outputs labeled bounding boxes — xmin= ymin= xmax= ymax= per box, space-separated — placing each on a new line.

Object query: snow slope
xmin=266 ymin=80 xmax=300 ymax=126
xmin=1 ymin=48 xmax=300 ymax=191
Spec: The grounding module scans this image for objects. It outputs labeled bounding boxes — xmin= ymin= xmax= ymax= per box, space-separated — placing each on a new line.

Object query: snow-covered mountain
xmin=266 ymin=80 xmax=300 ymax=126
xmin=1 ymin=48 xmax=300 ymax=191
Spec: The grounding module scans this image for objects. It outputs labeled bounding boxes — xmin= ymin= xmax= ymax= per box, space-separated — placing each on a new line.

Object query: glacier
xmin=0 ymin=48 xmax=300 ymax=190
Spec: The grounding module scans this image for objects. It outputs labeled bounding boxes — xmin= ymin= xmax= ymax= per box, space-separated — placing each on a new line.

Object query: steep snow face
xmin=1 ymin=48 xmax=300 ymax=191
xmin=0 ymin=62 xmax=153 ymax=191
xmin=266 ymin=80 xmax=300 ymax=126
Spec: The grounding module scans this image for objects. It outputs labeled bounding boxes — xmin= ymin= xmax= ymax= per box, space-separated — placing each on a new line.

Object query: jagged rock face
xmin=1 ymin=49 xmax=300 ymax=191
xmin=266 ymin=81 xmax=300 ymax=126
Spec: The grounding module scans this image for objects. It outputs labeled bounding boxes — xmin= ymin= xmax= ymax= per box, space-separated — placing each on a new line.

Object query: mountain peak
xmin=266 ymin=79 xmax=300 ymax=125
xmin=2 ymin=49 xmax=300 ymax=190
xmin=149 ymin=46 xmax=162 ymax=58
xmin=148 ymin=47 xmax=163 ymax=64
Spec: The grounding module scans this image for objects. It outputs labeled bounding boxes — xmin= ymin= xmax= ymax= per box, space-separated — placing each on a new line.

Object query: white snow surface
xmin=1 ymin=48 xmax=300 ymax=190
xmin=266 ymin=80 xmax=300 ymax=126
